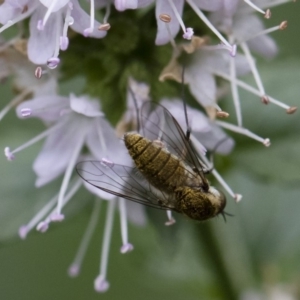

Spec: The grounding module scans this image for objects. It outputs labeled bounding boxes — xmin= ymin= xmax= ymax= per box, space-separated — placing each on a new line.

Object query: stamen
xmin=229 ymin=44 xmax=242 ymax=126
xmin=4 ymin=122 xmax=63 ymax=160
xmin=83 ymin=0 xmax=95 ymax=36
xmin=165 ymin=210 xmax=176 ymax=226
xmin=103 ymin=3 xmax=111 ymax=24
xmin=240 ymin=42 xmax=266 ymax=97
xmin=55 ymin=133 xmax=86 ymax=218
xmin=215 ymin=71 xmax=292 ymax=111
xmin=243 ymin=0 xmax=267 ymax=15
xmin=96 ymin=119 xmax=108 ymax=155
xmin=200 ymin=154 xmax=242 ymax=202
xmin=0 ymin=89 xmax=32 ymax=121
xmin=19 ymin=194 xmax=58 ymax=239
xmin=217 ymin=121 xmax=271 ymax=146
xmin=243 ymin=23 xmax=286 ymax=43
xmin=167 ymin=0 xmax=194 ymax=40
xmin=119 ymin=198 xmax=134 ymax=253
xmin=41 ymin=0 xmax=60 ymax=29
xmin=186 ymin=0 xmax=233 ymax=52
xmin=94 ymin=199 xmax=116 ymax=293
xmin=36 ymin=179 xmax=82 ymax=232
xmin=47 ymin=13 xmax=62 ymax=69
xmin=68 ymin=199 xmax=101 ymax=277
xmin=60 ymin=3 xmax=73 ymax=50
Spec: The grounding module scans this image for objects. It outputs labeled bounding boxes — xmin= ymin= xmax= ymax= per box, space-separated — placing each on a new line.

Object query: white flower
xmin=0 ymin=0 xmax=107 ymax=66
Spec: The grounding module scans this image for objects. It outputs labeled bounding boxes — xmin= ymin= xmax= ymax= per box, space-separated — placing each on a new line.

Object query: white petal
xmin=125 ymin=201 xmax=147 ymax=226
xmin=16 ymin=95 xmax=69 ymax=122
xmin=39 ymin=0 xmax=69 ymax=12
xmin=161 ymin=99 xmax=211 ymax=132
xmin=194 ymin=125 xmax=235 ymax=154
xmin=137 ymin=0 xmax=154 ymax=8
xmin=70 ymin=0 xmax=107 ymax=38
xmin=33 ymin=116 xmax=90 ymax=187
xmin=83 ymin=180 xmax=117 ymax=200
xmin=248 ymin=35 xmax=278 ymax=59
xmin=192 ymin=0 xmax=222 ymax=11
xmin=0 ymin=0 xmax=31 ymax=24
xmin=155 ymin=0 xmax=184 ymax=45
xmin=114 ymin=0 xmax=138 ymax=11
xmin=86 ymin=118 xmax=132 ymax=165
xmin=186 ymin=69 xmax=217 ymax=107
xmin=69 ymin=94 xmax=103 ymax=117
xmin=27 ymin=7 xmax=57 ymax=64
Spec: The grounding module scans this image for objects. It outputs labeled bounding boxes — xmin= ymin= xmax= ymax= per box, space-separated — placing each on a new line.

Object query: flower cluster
xmin=0 ymin=0 xmax=297 ymax=296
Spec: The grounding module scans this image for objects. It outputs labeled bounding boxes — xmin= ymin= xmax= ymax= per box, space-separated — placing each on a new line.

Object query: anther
xmin=286 ymin=106 xmax=297 ymax=114
xmin=34 ymin=66 xmax=43 ymax=79
xmin=216 ymin=111 xmax=229 ymax=118
xmin=101 ymin=158 xmax=114 ymax=168
xmin=47 ymin=57 xmax=60 ymax=69
xmin=279 ymin=21 xmax=288 ymax=30
xmin=120 ymin=243 xmax=134 ymax=254
xmin=230 ymin=44 xmax=237 ymax=57
xmin=159 ymin=14 xmax=171 ymax=23
xmin=234 ymin=194 xmax=243 ymax=203
xmin=263 ymin=138 xmax=271 ymax=147
xmin=60 ymin=36 xmax=69 ymax=51
xmin=68 ymin=264 xmax=80 ymax=277
xmin=264 ymin=9 xmax=271 ymax=19
xmin=36 ymin=221 xmax=49 ymax=232
xmin=98 ymin=23 xmax=111 ymax=31
xmin=261 ymin=95 xmax=270 ymax=105
xmin=37 ymin=20 xmax=44 ymax=31
xmin=21 ymin=108 xmax=32 ymax=117
xmin=183 ymin=27 xmax=194 ymax=40
xmin=21 ymin=5 xmax=29 ymax=14
xmin=4 ymin=147 xmax=15 ymax=161
xmin=50 ymin=213 xmax=65 ymax=222
xmin=94 ymin=275 xmax=109 ymax=293
xmin=165 ymin=210 xmax=176 ymax=226
xmin=18 ymin=225 xmax=28 ymax=240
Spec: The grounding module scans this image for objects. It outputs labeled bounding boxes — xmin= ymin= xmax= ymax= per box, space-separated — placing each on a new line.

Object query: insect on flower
xmin=76 ymin=101 xmax=226 ymax=221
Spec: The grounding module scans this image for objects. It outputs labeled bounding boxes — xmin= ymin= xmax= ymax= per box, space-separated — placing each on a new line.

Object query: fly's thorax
xmin=124 ymin=132 xmax=186 ymax=192
xmin=174 ymin=186 xmax=226 ymax=221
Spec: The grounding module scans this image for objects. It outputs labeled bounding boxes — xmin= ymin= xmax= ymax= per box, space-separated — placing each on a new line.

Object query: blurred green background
xmin=0 ymin=2 xmax=300 ymax=300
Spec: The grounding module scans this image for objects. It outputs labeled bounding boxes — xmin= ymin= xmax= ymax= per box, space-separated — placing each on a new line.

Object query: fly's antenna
xmin=181 ymin=66 xmax=191 ymax=141
xmin=128 ymin=87 xmax=141 ymax=133
xmin=221 ymin=211 xmax=234 ymax=223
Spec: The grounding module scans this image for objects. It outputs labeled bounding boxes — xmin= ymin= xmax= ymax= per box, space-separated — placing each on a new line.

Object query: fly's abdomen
xmin=124 ymin=133 xmax=185 ymax=192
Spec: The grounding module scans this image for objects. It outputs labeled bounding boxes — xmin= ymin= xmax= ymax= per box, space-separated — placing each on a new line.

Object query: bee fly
xmin=76 ymin=100 xmax=227 ymax=222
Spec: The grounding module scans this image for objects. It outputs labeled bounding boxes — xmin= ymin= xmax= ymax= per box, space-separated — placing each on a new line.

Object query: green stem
xmin=194 ymin=222 xmax=238 ymax=300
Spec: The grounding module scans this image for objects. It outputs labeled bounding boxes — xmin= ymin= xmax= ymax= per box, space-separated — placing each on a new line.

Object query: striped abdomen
xmin=124 ymin=133 xmax=186 ymax=192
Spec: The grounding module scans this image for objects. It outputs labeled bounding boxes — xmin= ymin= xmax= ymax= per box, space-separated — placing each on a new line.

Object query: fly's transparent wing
xmin=76 ymin=160 xmax=176 ymax=210
xmin=140 ymin=102 xmax=208 ymax=186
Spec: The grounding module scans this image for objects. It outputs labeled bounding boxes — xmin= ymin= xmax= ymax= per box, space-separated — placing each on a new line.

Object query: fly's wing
xmin=140 ymin=102 xmax=208 ymax=184
xmin=76 ymin=160 xmax=176 ymax=210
